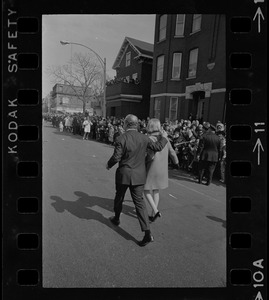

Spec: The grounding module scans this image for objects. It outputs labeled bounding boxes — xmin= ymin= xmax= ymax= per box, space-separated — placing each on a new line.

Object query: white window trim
xmin=191 ymin=14 xmax=202 ymax=34
xmin=189 ymin=29 xmax=201 ymax=36
xmin=169 ymin=97 xmax=178 ymax=121
xmin=157 ymin=38 xmax=166 ymax=44
xmin=188 ymin=48 xmax=199 ymax=78
xmin=171 ymin=52 xmax=182 ymax=80
xmin=175 ymin=14 xmax=185 ymax=37
xmin=159 ymin=14 xmax=167 ymax=42
xmin=156 ymin=55 xmax=165 ymax=81
xmin=126 ymin=51 xmax=131 ymax=67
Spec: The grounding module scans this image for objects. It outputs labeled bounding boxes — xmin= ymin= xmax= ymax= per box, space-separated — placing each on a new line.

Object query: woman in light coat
xmin=144 ymin=119 xmax=179 ymax=222
xmin=82 ymin=117 xmax=93 ymax=140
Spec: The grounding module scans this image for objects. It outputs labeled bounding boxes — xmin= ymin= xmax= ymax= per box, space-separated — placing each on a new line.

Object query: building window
xmin=169 ymin=97 xmax=178 ymax=121
xmin=154 ymin=98 xmax=161 ymax=119
xmin=188 ymin=48 xmax=199 ymax=78
xmin=58 ymin=85 xmax=63 ymax=92
xmin=126 ymin=52 xmax=131 ymax=66
xmin=175 ymin=14 xmax=185 ymax=36
xmin=172 ymin=53 xmax=182 ymax=79
xmin=159 ymin=14 xmax=167 ymax=41
xmin=62 ymin=97 xmax=69 ymax=104
xmin=156 ymin=55 xmax=164 ymax=81
xmin=192 ymin=14 xmax=202 ymax=33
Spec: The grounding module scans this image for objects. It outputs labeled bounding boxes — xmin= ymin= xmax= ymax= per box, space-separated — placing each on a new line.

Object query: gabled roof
xmin=112 ymin=36 xmax=154 ymax=70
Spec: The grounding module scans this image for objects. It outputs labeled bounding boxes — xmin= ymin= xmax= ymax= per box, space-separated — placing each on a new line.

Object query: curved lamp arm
xmin=60 ymin=40 xmax=104 ymax=68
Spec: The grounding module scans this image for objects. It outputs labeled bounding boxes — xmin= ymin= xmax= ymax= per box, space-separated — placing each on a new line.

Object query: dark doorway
xmin=110 ymin=107 xmax=116 ymax=117
xmin=192 ymin=91 xmax=205 ymax=122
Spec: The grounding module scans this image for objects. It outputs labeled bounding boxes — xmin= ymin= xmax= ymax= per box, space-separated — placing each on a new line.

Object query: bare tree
xmin=91 ymin=73 xmax=113 ymax=100
xmin=47 ymin=52 xmax=103 ymax=113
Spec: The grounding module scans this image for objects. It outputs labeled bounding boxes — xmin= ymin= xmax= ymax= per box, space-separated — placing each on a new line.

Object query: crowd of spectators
xmin=43 ymin=112 xmax=226 ymax=183
xmin=106 ymin=76 xmax=140 ymax=86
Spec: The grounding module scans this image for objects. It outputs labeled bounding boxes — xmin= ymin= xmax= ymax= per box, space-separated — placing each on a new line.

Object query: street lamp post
xmin=60 ymin=40 xmax=106 ymax=118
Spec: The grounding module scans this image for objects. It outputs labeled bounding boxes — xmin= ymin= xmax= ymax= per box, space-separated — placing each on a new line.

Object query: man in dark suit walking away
xmin=106 ymin=114 xmax=168 ymax=246
xmin=196 ymin=122 xmax=221 ymax=186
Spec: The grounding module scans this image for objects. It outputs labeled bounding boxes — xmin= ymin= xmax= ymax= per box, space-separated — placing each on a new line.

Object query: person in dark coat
xmin=196 ymin=122 xmax=221 ymax=185
xmin=106 ymin=114 xmax=168 ymax=246
xmin=72 ymin=115 xmax=79 ymax=135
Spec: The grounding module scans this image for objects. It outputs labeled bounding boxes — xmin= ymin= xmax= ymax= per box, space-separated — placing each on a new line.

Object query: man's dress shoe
xmin=138 ymin=234 xmax=154 ymax=247
xmin=109 ymin=216 xmax=120 ymax=226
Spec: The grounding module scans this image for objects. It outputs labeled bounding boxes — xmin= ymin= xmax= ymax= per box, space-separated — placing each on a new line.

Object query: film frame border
xmin=2 ymin=1 xmax=267 ymax=299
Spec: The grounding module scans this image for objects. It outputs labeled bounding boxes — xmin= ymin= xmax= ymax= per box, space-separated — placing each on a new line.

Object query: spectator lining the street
xmin=82 ymin=117 xmax=92 ymax=140
xmin=43 ymin=112 xmax=226 ymax=184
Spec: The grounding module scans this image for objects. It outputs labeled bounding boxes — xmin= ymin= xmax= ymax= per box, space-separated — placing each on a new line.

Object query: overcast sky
xmin=42 ymin=14 xmax=156 ymax=98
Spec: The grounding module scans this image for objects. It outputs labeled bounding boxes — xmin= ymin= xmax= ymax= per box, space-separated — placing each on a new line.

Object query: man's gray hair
xmin=124 ymin=114 xmax=138 ymax=128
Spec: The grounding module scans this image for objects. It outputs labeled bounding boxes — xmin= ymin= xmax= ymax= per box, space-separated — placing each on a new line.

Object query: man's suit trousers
xmin=198 ymin=160 xmax=217 ymax=184
xmin=114 ymin=183 xmax=150 ymax=232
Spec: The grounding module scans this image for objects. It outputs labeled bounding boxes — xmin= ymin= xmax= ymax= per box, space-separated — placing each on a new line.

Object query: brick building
xmin=42 ymin=92 xmax=52 ymax=113
xmin=50 ymin=83 xmax=102 ymax=115
xmin=150 ymin=14 xmax=226 ymax=124
xmin=106 ymin=37 xmax=153 ymax=119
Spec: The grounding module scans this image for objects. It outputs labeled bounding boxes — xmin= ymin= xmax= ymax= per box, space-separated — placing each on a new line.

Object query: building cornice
xmin=151 ymin=93 xmax=186 ymax=98
xmin=211 ymin=88 xmax=226 ymax=93
xmin=107 ymin=98 xmax=141 ymax=103
xmin=107 ymin=94 xmax=143 ymax=101
xmin=151 ymin=88 xmax=226 ymax=99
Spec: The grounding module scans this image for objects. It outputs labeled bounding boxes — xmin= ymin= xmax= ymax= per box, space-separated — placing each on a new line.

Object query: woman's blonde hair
xmin=147 ymin=118 xmax=161 ymax=133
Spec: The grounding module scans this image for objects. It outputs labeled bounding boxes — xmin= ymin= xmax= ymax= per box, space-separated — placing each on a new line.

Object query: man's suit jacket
xmin=107 ymin=129 xmax=168 ymax=185
xmin=197 ymin=129 xmax=221 ymax=162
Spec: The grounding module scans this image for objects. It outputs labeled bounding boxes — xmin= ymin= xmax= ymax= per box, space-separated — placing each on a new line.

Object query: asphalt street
xmin=42 ymin=122 xmax=226 ymax=288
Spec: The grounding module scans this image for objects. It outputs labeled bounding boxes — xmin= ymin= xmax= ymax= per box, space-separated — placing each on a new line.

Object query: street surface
xmin=42 ymin=122 xmax=226 ymax=288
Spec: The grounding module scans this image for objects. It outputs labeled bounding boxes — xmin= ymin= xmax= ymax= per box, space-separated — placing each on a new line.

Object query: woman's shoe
xmin=151 ymin=211 xmax=161 ymax=222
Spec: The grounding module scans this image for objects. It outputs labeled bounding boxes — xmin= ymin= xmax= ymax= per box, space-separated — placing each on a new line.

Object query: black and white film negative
xmin=2 ymin=1 xmax=267 ymax=299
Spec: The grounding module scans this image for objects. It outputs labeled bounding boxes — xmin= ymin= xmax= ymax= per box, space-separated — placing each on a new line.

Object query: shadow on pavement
xmin=50 ymin=192 xmax=138 ymax=243
xmin=73 ymin=191 xmax=137 ymax=219
xmin=206 ymin=216 xmax=226 ymax=228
